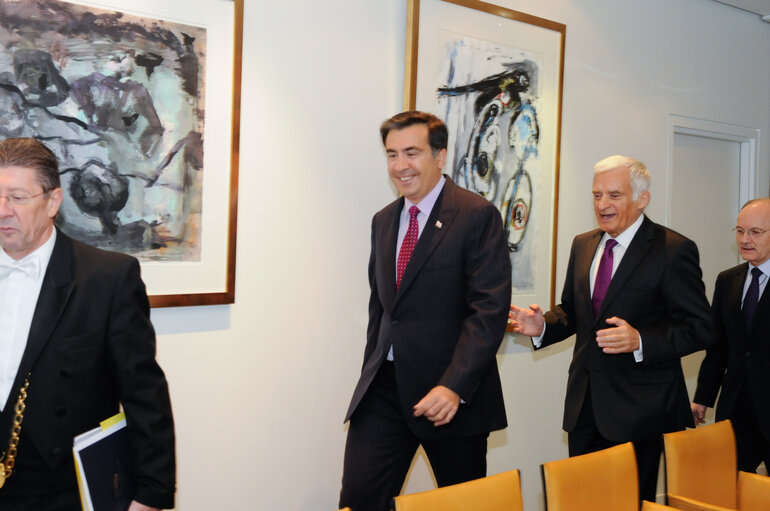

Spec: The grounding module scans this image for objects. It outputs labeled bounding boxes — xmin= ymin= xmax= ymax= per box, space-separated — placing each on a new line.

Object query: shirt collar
xmin=403 ymin=175 xmax=446 ymax=217
xmin=0 ymin=227 xmax=57 ymax=280
xmin=749 ymin=258 xmax=770 ymax=277
xmin=602 ymin=214 xmax=645 ymax=249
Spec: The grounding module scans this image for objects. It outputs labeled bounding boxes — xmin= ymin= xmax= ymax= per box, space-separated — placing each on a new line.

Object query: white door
xmin=669 ymin=130 xmax=743 ymax=425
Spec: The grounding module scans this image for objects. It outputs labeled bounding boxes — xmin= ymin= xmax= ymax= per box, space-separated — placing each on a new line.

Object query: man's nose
xmin=392 ymin=155 xmax=409 ymax=171
xmin=0 ymin=197 xmax=15 ymax=217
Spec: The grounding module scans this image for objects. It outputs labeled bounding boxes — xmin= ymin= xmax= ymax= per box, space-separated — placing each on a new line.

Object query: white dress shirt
xmin=0 ymin=229 xmax=56 ymax=411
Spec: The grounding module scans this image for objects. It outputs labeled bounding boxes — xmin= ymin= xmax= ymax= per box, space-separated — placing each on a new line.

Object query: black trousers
xmin=731 ymin=388 xmax=770 ymax=473
xmin=568 ymin=388 xmax=661 ymax=503
xmin=339 ymin=362 xmax=488 ymax=511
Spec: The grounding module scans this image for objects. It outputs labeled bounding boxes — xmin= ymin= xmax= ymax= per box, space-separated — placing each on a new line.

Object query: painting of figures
xmin=0 ymin=0 xmax=206 ymax=262
xmin=436 ymin=33 xmax=542 ymax=291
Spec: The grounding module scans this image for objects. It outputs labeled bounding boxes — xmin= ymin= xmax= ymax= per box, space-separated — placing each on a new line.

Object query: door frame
xmin=666 ymin=114 xmax=759 ymax=227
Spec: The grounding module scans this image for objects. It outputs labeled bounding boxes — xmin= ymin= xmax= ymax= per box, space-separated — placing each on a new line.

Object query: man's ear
xmin=436 ymin=148 xmax=447 ymax=170
xmin=637 ymin=190 xmax=650 ymax=210
xmin=46 ymin=187 xmax=64 ymax=219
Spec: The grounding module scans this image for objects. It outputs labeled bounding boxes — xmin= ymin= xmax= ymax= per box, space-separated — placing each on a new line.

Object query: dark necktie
xmin=396 ymin=206 xmax=419 ymax=289
xmin=592 ymin=239 xmax=618 ymax=318
xmin=743 ymin=267 xmax=762 ymax=330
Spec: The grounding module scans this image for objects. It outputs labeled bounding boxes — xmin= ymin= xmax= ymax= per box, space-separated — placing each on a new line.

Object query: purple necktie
xmin=743 ymin=267 xmax=762 ymax=330
xmin=592 ymin=239 xmax=618 ymax=318
xmin=396 ymin=206 xmax=420 ymax=289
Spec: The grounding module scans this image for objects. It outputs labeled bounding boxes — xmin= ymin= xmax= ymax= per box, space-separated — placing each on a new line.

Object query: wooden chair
xmin=392 ymin=469 xmax=522 ymax=511
xmin=663 ymin=419 xmax=770 ymax=511
xmin=542 ymin=442 xmax=659 ymax=511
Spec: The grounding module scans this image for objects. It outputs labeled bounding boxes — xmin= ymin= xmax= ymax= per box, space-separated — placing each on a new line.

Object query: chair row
xmin=339 ymin=420 xmax=770 ymax=511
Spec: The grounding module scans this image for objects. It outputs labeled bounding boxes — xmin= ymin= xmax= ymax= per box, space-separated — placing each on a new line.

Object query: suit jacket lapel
xmin=577 ymin=231 xmax=602 ymax=322
xmin=596 ymin=216 xmax=654 ymax=321
xmin=392 ymin=178 xmax=457 ymax=306
xmin=13 ymin=231 xmax=75 ymax=387
xmin=727 ymin=264 xmax=749 ymax=338
xmin=379 ymin=199 xmax=402 ymax=311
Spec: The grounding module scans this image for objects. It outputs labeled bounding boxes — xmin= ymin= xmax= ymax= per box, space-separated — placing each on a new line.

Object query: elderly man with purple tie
xmin=510 ymin=155 xmax=714 ymax=502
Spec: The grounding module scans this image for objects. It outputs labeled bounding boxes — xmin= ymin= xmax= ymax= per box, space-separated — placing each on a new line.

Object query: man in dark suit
xmin=0 ymin=138 xmax=174 ymax=511
xmin=339 ymin=111 xmax=511 ymax=511
xmin=510 ymin=155 xmax=713 ymax=502
xmin=692 ymin=198 xmax=770 ymax=473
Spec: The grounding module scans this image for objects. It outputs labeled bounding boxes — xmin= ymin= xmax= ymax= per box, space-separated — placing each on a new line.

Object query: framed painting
xmin=404 ymin=0 xmax=564 ymax=310
xmin=0 ymin=0 xmax=243 ymax=307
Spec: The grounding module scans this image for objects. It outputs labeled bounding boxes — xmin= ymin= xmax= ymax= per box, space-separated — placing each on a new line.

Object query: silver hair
xmin=593 ymin=155 xmax=651 ymax=201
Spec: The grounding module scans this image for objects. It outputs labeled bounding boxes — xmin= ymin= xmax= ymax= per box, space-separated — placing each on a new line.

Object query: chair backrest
xmin=737 ymin=471 xmax=770 ymax=511
xmin=541 ymin=442 xmax=639 ymax=511
xmin=393 ymin=470 xmax=523 ymax=511
xmin=663 ymin=420 xmax=737 ymax=508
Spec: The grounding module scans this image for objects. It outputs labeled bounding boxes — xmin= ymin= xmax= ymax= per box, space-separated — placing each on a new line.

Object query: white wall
xmin=149 ymin=1 xmax=770 ymax=509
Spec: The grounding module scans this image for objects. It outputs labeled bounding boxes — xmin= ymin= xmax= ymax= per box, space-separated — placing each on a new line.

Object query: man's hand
xmin=508 ymin=304 xmax=545 ymax=337
xmin=128 ymin=501 xmax=160 ymax=511
xmin=691 ymin=403 xmax=707 ymax=425
xmin=413 ymin=385 xmax=460 ymax=427
xmin=595 ymin=317 xmax=640 ymax=353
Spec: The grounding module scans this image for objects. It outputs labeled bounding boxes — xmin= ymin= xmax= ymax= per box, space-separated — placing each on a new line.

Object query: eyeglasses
xmin=735 ymin=227 xmax=769 ymax=239
xmin=0 ymin=191 xmax=48 ymax=207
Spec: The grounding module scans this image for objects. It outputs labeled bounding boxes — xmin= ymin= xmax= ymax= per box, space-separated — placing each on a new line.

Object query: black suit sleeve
xmin=693 ymin=274 xmax=729 ymax=407
xmin=541 ymin=241 xmax=579 ymax=347
xmin=363 ymin=217 xmax=384 ymax=367
xmin=437 ymin=202 xmax=511 ymax=402
xmin=106 ymin=258 xmax=175 ymax=508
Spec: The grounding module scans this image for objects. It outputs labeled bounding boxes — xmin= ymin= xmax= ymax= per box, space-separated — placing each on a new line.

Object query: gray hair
xmin=593 ymin=155 xmax=650 ymax=201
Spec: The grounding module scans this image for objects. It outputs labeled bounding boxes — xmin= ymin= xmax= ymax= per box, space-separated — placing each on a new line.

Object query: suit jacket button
xmin=60 ymin=369 xmax=70 ymax=377
xmin=55 ymin=408 xmax=67 ymax=417
xmin=52 ymin=447 xmax=62 ymax=456
xmin=392 ymin=320 xmax=399 ymax=326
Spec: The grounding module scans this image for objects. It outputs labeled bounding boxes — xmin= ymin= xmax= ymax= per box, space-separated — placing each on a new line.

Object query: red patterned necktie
xmin=592 ymin=239 xmax=618 ymax=318
xmin=396 ymin=206 xmax=420 ymax=289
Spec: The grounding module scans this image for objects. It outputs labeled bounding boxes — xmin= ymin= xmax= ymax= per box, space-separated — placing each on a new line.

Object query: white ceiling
xmin=715 ymin=0 xmax=770 ymax=19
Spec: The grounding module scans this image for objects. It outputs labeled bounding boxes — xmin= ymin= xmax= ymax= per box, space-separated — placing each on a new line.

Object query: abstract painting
xmin=0 ymin=0 xmax=205 ymax=261
xmin=0 ymin=0 xmax=243 ymax=307
xmin=405 ymin=0 xmax=564 ymax=308
xmin=437 ymin=33 xmax=541 ymax=290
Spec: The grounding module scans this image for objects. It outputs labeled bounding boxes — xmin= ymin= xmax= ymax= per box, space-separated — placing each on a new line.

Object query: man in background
xmin=510 ymin=155 xmax=713 ymax=502
xmin=0 ymin=138 xmax=175 ymax=510
xmin=340 ymin=111 xmax=511 ymax=511
xmin=692 ymin=198 xmax=770 ymax=473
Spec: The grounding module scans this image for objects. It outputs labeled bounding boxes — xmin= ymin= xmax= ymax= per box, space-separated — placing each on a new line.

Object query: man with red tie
xmin=510 ymin=155 xmax=713 ymax=502
xmin=339 ymin=111 xmax=511 ymax=511
xmin=692 ymin=198 xmax=770 ymax=473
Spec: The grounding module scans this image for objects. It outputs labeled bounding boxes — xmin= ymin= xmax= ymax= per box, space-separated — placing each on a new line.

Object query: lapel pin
xmin=435 ymin=221 xmax=442 ymax=229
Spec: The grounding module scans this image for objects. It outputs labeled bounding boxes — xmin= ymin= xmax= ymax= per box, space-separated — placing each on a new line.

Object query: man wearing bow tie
xmin=339 ymin=111 xmax=511 ymax=511
xmin=0 ymin=138 xmax=175 ymax=511
xmin=692 ymin=198 xmax=770 ymax=473
xmin=510 ymin=155 xmax=713 ymax=502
